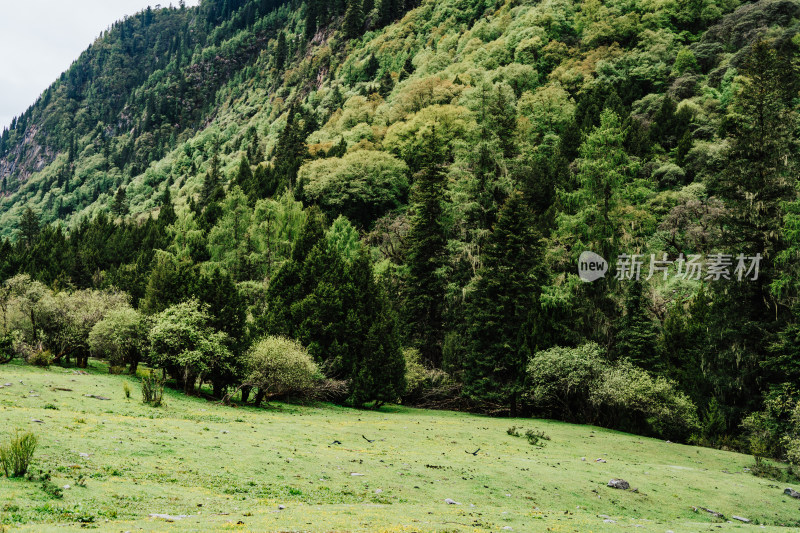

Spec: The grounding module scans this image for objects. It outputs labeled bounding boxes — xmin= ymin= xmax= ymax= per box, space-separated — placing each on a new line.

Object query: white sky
xmin=0 ymin=0 xmax=201 ymax=132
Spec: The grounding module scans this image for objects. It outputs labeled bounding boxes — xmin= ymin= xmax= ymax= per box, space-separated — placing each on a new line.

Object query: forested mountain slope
xmin=2 ymin=0 xmax=800 ymax=464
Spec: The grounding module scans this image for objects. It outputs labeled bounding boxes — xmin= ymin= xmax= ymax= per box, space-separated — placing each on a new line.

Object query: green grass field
xmin=0 ymin=360 xmax=798 ymax=532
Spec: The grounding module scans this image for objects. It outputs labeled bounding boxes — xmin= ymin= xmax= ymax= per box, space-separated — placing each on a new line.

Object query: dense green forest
xmin=2 ymin=0 xmax=800 ymax=475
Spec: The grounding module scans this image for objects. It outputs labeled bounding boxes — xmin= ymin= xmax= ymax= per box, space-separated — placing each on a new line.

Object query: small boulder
xmin=784 ymin=487 xmax=800 ymax=499
xmin=732 ymin=516 xmax=751 ymax=523
xmin=607 ymin=479 xmax=630 ymax=490
xmin=444 ymin=498 xmax=461 ymax=505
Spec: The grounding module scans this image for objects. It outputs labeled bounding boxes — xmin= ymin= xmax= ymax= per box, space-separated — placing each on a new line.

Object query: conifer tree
xmin=263 ymin=207 xmax=326 ymax=337
xmin=709 ymin=38 xmax=798 ymax=410
xmin=403 ymin=127 xmax=447 ymax=366
xmin=141 ymin=251 xmax=196 ymax=314
xmin=194 ymin=267 xmax=247 ymax=397
xmin=351 ymin=286 xmax=406 ymax=408
xmin=305 ymin=0 xmax=320 ymax=39
xmin=399 ymin=54 xmax=414 ymax=80
xmin=612 ymin=282 xmax=662 ymax=372
xmin=201 ymin=145 xmax=222 ymax=206
xmin=573 ymin=108 xmax=629 ymax=260
xmin=378 ymin=70 xmax=394 ymax=97
xmin=273 ymin=105 xmax=308 ymax=192
xmin=19 ymin=207 xmax=40 ymax=247
xmin=343 ymin=0 xmax=364 ymax=39
xmin=234 ymin=156 xmax=253 ymax=191
xmin=462 ymin=192 xmax=544 ymax=415
xmin=275 ymin=31 xmax=287 ymax=70
xmin=158 ymin=187 xmax=177 ymax=227
xmin=112 ymin=186 xmax=129 ymax=217
xmin=378 ymin=0 xmax=399 ymax=26
xmin=710 ymin=39 xmax=795 ymax=263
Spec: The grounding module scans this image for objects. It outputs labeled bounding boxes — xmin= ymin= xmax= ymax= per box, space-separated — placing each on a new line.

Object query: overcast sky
xmin=0 ymin=0 xmax=201 ymax=132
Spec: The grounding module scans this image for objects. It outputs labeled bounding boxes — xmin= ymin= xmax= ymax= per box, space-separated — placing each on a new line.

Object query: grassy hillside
xmin=0 ymin=361 xmax=798 ymax=532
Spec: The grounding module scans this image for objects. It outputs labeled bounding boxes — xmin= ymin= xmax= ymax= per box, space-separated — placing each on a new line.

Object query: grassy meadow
xmin=0 ymin=360 xmax=798 ymax=532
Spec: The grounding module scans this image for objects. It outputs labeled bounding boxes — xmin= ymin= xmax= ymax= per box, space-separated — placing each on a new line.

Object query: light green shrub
xmin=402 ymin=347 xmax=450 ymax=403
xmin=591 ymin=360 xmax=699 ymax=441
xmin=527 ymin=342 xmax=605 ymax=421
xmin=28 ymin=349 xmax=53 ymax=368
xmin=244 ymin=336 xmax=321 ymax=404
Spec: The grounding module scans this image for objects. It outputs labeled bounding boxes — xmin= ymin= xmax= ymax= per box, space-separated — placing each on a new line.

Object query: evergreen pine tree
xmin=378 ymin=0 xmax=398 ymax=26
xmin=378 ymin=70 xmax=394 ymax=97
xmin=351 ymin=287 xmax=406 ymax=408
xmin=723 ymin=39 xmax=800 ymax=402
xmin=158 ymin=187 xmax=177 ymax=227
xmin=612 ymin=282 xmax=662 ymax=372
xmin=19 ymin=207 xmax=40 ymax=247
xmin=235 ymin=156 xmax=254 ymax=191
xmin=462 ymin=192 xmax=544 ymax=415
xmin=275 ymin=31 xmax=287 ymax=69
xmin=263 ymin=207 xmax=327 ymax=337
xmin=112 ymin=186 xmax=129 ymax=217
xmin=141 ymin=251 xmax=196 ymax=314
xmin=195 ymin=267 xmax=247 ymax=398
xmin=305 ymin=0 xmax=320 ymax=39
xmin=201 ymin=145 xmax=222 ymax=206
xmin=403 ymin=127 xmax=447 ymax=366
xmin=363 ymin=0 xmax=374 ymax=15
xmin=327 ymin=137 xmax=348 ymax=158
xmin=343 ymin=0 xmax=364 ymax=39
xmin=362 ymin=53 xmax=379 ymax=81
xmin=399 ymin=54 xmax=414 ymax=80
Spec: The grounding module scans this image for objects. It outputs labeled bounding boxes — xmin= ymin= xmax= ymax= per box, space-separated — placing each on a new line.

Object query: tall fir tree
xmin=351 ymin=285 xmax=406 ymax=408
xmin=111 ymin=186 xmax=129 ymax=217
xmin=403 ymin=126 xmax=448 ymax=366
xmin=19 ymin=207 xmax=40 ymax=247
xmin=275 ymin=31 xmax=287 ymax=70
xmin=343 ymin=0 xmax=364 ymax=39
xmin=305 ymin=0 xmax=320 ymax=39
xmin=462 ymin=192 xmax=545 ymax=415
xmin=724 ymin=39 xmax=800 ymax=399
xmin=234 ymin=156 xmax=254 ymax=191
xmin=612 ymin=282 xmax=662 ymax=372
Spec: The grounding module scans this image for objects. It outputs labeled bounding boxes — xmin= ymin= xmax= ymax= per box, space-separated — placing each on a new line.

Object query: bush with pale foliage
xmin=89 ymin=308 xmax=146 ymax=373
xmin=244 ymin=336 xmax=320 ymax=403
xmin=591 ymin=360 xmax=699 ymax=441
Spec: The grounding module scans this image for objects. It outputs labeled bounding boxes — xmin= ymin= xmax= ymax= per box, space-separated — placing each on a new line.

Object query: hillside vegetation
xmin=1 ymin=0 xmax=800 ymax=482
